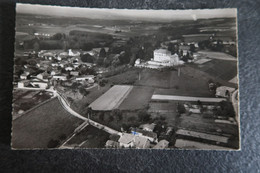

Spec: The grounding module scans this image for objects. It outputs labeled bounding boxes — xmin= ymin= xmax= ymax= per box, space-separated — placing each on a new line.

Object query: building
xmin=75 ymin=75 xmax=95 ymax=81
xmin=153 ymin=140 xmax=169 ymax=149
xmin=105 ymin=140 xmax=120 ymax=148
xmin=134 ymin=136 xmax=150 ymax=149
xmin=130 ymin=128 xmax=158 ymax=143
xmin=118 ymin=133 xmax=135 ymax=148
xmin=139 ymin=123 xmax=156 ymax=132
xmin=179 ymin=45 xmax=190 ymax=56
xmin=118 ymin=133 xmax=151 ymax=148
xmin=153 ymin=49 xmax=172 ymax=63
xmin=29 ymin=78 xmax=49 ymax=89
xmin=68 ymin=49 xmax=80 ymax=57
xmin=52 ymin=75 xmax=67 ymax=81
xmin=215 ymin=86 xmax=236 ymax=98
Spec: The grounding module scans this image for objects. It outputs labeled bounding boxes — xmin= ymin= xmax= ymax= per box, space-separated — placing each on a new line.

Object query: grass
xmin=89 ymin=85 xmax=133 ymax=111
xmin=190 ymin=59 xmax=238 ymax=81
xmin=12 ymin=97 xmax=83 ymax=149
xmin=12 ymin=90 xmax=53 ymax=119
xmin=119 ymin=86 xmax=154 ymax=110
xmin=66 ymin=125 xmax=109 ymax=148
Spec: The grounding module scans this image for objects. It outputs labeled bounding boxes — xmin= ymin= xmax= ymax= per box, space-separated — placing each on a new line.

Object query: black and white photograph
xmin=12 ymin=4 xmax=239 ymax=150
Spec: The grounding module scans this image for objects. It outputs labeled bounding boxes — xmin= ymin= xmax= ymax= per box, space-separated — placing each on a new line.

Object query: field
xmin=65 ymin=125 xmax=109 ymax=148
xmin=148 ymin=101 xmax=179 ymax=126
xmin=119 ymin=86 xmax=154 ymax=110
xmin=89 ymin=85 xmax=133 ymax=111
xmin=136 ymin=68 xmax=213 ymax=97
xmin=12 ymin=98 xmax=83 ymax=149
xmin=190 ymin=58 xmax=238 ymax=82
xmin=197 ymin=50 xmax=237 ymax=61
xmin=12 ymin=89 xmax=53 ymax=119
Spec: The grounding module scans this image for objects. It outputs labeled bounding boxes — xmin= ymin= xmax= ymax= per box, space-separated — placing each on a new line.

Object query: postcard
xmin=12 ymin=4 xmax=239 ymax=150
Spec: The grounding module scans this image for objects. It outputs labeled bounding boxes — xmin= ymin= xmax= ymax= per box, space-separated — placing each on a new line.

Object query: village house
xmin=130 ymin=128 xmax=158 ymax=143
xmin=20 ymin=71 xmax=30 ymax=80
xmin=153 ymin=140 xmax=169 ymax=149
xmin=52 ymin=74 xmax=67 ymax=81
xmin=118 ymin=133 xmax=151 ymax=148
xmin=105 ymin=140 xmax=120 ymax=148
xmin=68 ymin=49 xmax=80 ymax=57
xmin=139 ymin=123 xmax=156 ymax=132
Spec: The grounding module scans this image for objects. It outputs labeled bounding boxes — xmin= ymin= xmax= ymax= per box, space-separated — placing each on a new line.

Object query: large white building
xmin=153 ymin=49 xmax=172 ymax=62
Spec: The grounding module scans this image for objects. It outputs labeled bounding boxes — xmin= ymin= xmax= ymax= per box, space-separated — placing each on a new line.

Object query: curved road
xmin=55 ymin=91 xmax=121 ymax=135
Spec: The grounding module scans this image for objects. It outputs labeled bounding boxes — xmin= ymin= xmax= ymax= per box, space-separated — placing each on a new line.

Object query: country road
xmin=151 ymin=94 xmax=226 ymax=102
xmin=56 ymin=91 xmax=121 ymax=135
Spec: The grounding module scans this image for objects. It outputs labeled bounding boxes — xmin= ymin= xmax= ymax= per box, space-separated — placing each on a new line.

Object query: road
xmin=152 ymin=94 xmax=226 ymax=102
xmin=56 ymin=91 xmax=121 ymax=135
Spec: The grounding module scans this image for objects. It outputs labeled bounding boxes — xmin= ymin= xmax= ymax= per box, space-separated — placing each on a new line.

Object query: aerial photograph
xmin=12 ymin=4 xmax=239 ymax=150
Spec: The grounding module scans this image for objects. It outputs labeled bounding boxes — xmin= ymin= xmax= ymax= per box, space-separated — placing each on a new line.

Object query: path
xmin=151 ymin=94 xmax=226 ymax=102
xmin=56 ymin=92 xmax=121 ymax=135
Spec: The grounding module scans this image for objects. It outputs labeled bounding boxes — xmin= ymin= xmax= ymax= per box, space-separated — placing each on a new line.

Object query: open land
xmin=64 ymin=125 xmax=109 ymax=148
xmin=12 ymin=97 xmax=83 ymax=148
xmin=89 ymin=85 xmax=133 ymax=111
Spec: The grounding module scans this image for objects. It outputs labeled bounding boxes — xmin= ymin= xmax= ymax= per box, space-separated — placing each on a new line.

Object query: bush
xmin=137 ymin=110 xmax=151 ymax=122
xmin=127 ymin=116 xmax=136 ymax=122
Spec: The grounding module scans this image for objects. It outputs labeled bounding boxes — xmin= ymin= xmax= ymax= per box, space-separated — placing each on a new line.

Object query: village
xmin=12 ymin=12 xmax=239 ymax=149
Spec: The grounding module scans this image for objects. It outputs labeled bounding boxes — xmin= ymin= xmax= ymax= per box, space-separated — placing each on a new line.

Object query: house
xmin=36 ymin=72 xmax=50 ymax=80
xmin=52 ymin=75 xmax=67 ymax=81
xmin=179 ymin=45 xmax=190 ymax=56
xmin=118 ymin=133 xmax=150 ymax=149
xmin=215 ymin=86 xmax=236 ymax=98
xmin=30 ymin=78 xmax=48 ymax=89
xmin=130 ymin=128 xmax=158 ymax=143
xmin=70 ymin=71 xmax=79 ymax=76
xmin=17 ymin=80 xmax=30 ymax=88
xmin=134 ymin=136 xmax=150 ymax=149
xmin=76 ymin=75 xmax=95 ymax=81
xmin=65 ymin=66 xmax=74 ymax=71
xmin=139 ymin=123 xmax=156 ymax=132
xmin=68 ymin=49 xmax=80 ymax=57
xmin=118 ymin=133 xmax=135 ymax=148
xmin=135 ymin=58 xmax=141 ymax=65
xmin=105 ymin=140 xmax=120 ymax=148
xmin=153 ymin=140 xmax=169 ymax=149
xmin=20 ymin=72 xmax=30 ymax=80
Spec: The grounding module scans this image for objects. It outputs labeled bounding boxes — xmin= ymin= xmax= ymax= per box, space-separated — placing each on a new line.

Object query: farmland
xmin=89 ymin=85 xmax=133 ymax=111
xmin=65 ymin=125 xmax=109 ymax=148
xmin=12 ymin=89 xmax=53 ymax=119
xmin=119 ymin=86 xmax=154 ymax=110
xmin=190 ymin=59 xmax=238 ymax=82
xmin=12 ymin=97 xmax=83 ymax=149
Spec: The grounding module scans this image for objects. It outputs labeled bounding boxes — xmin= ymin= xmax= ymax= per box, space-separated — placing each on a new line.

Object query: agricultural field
xmin=89 ymin=85 xmax=133 ymax=111
xmin=119 ymin=86 xmax=154 ymax=110
xmin=137 ymin=68 xmax=213 ymax=97
xmin=190 ymin=58 xmax=238 ymax=82
xmin=12 ymin=89 xmax=53 ymax=119
xmin=148 ymin=101 xmax=179 ymax=127
xmin=12 ymin=97 xmax=83 ymax=149
xmin=65 ymin=125 xmax=109 ymax=148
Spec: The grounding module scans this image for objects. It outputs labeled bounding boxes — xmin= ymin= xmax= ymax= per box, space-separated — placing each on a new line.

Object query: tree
xmin=97 ymin=48 xmax=106 ymax=66
xmin=111 ymin=109 xmax=122 ymax=122
xmin=81 ymin=53 xmax=94 ymax=63
xmin=98 ymin=112 xmax=105 ymax=121
xmin=127 ymin=116 xmax=136 ymax=122
xmin=137 ymin=110 xmax=151 ymax=122
xmin=109 ymin=115 xmax=114 ymax=122
xmin=177 ymin=103 xmax=186 ymax=114
xmin=79 ymin=87 xmax=89 ymax=97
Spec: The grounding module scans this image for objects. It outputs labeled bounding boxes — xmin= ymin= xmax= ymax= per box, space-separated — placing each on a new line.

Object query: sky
xmin=17 ymin=4 xmax=236 ymax=21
